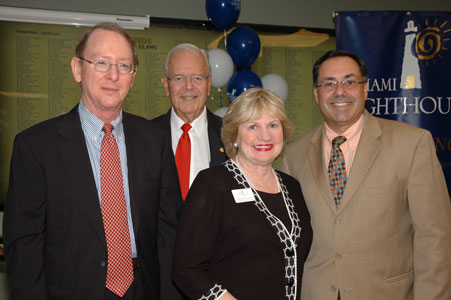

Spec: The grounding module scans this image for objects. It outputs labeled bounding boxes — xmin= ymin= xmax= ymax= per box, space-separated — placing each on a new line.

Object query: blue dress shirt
xmin=78 ymin=101 xmax=137 ymax=258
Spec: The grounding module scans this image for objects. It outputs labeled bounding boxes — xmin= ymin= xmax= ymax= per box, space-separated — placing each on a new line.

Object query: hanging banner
xmin=335 ymin=10 xmax=451 ymax=191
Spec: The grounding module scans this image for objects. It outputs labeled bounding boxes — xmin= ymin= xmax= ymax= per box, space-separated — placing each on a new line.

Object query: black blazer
xmin=151 ymin=108 xmax=228 ymax=168
xmin=3 ymin=105 xmax=183 ymax=300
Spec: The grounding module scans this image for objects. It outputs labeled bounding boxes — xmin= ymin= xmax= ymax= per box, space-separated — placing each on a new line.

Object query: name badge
xmin=232 ymin=188 xmax=255 ymax=203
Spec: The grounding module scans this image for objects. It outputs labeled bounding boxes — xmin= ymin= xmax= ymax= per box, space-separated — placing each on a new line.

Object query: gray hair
xmin=163 ymin=43 xmax=211 ymax=77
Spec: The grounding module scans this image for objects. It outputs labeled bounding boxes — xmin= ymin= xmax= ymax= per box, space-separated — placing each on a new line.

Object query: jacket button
xmin=100 ymin=261 xmax=107 ymax=268
xmin=330 ymin=285 xmax=337 ymax=292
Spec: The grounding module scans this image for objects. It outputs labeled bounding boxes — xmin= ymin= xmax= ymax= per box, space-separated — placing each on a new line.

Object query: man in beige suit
xmin=281 ymin=50 xmax=451 ymax=300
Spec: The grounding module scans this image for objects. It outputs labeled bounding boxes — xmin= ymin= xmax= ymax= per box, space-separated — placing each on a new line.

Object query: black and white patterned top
xmin=172 ymin=161 xmax=313 ymax=300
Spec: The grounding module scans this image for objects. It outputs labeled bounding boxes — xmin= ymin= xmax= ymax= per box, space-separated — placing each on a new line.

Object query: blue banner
xmin=335 ymin=11 xmax=451 ymax=191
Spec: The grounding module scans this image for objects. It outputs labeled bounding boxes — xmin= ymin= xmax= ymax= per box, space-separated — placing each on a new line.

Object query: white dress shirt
xmin=170 ymin=107 xmax=211 ymax=187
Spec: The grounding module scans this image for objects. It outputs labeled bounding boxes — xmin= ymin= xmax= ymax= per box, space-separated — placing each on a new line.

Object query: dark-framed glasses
xmin=167 ymin=75 xmax=209 ymax=85
xmin=78 ymin=57 xmax=135 ymax=75
xmin=315 ymin=80 xmax=366 ymax=91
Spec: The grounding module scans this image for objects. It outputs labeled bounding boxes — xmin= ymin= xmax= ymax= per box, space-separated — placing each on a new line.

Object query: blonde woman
xmin=172 ymin=88 xmax=312 ymax=300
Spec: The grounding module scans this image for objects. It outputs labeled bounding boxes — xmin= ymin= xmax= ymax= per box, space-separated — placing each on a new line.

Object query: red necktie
xmin=100 ymin=123 xmax=134 ymax=297
xmin=175 ymin=123 xmax=192 ymax=200
xmin=328 ymin=136 xmax=347 ymax=207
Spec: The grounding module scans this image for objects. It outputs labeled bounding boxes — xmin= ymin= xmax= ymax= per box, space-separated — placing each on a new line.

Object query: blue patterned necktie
xmin=328 ymin=136 xmax=347 ymax=207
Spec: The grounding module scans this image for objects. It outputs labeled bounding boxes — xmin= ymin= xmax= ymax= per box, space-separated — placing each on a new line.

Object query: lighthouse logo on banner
xmin=335 ymin=10 xmax=451 ymax=191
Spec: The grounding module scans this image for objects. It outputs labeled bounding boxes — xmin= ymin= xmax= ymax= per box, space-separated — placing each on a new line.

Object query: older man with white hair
xmin=152 ymin=43 xmax=227 ymax=202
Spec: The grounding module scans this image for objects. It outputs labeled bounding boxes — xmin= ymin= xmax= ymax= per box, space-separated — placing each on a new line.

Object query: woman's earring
xmin=233 ymin=143 xmax=238 ymax=149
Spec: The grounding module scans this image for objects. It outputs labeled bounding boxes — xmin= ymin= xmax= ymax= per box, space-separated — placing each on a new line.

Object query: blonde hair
xmin=221 ymin=88 xmax=292 ymax=158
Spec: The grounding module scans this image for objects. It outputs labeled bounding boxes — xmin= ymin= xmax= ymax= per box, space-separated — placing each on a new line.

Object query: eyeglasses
xmin=78 ymin=57 xmax=135 ymax=75
xmin=167 ymin=75 xmax=209 ymax=85
xmin=315 ymin=80 xmax=366 ymax=91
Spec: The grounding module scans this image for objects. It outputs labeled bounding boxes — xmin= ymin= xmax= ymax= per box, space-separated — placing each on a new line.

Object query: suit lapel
xmin=123 ymin=114 xmax=145 ymax=236
xmin=160 ymin=109 xmax=172 ymax=134
xmin=56 ymin=106 xmax=107 ymax=248
xmin=206 ymin=109 xmax=227 ymax=166
xmin=338 ymin=112 xmax=383 ymax=212
xmin=307 ymin=125 xmax=338 ymax=213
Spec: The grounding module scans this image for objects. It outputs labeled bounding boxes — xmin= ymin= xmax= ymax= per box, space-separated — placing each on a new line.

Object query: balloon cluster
xmin=205 ymin=0 xmax=289 ymax=115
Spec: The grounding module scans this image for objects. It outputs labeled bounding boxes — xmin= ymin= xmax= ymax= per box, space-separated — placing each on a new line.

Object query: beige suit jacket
xmin=281 ymin=111 xmax=451 ymax=300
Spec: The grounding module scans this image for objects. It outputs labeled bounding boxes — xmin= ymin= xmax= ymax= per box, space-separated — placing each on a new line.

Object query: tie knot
xmin=181 ymin=123 xmax=191 ymax=133
xmin=332 ymin=136 xmax=347 ymax=147
xmin=103 ymin=123 xmax=114 ymax=133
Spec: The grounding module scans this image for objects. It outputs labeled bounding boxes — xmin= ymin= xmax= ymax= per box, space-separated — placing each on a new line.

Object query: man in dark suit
xmin=152 ymin=43 xmax=227 ymax=201
xmin=3 ymin=22 xmax=182 ymax=300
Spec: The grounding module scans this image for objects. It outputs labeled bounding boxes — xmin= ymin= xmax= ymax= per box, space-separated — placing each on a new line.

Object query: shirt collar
xmin=78 ymin=100 xmax=123 ymax=142
xmin=170 ymin=106 xmax=207 ymax=135
xmin=325 ymin=113 xmax=365 ymax=151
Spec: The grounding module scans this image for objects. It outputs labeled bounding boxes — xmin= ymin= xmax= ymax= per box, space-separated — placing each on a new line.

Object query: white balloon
xmin=214 ymin=106 xmax=229 ymax=118
xmin=261 ymin=73 xmax=289 ymax=102
xmin=208 ymin=48 xmax=234 ymax=88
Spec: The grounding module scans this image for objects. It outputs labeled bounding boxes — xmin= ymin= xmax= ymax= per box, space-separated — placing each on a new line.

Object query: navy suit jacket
xmin=151 ymin=108 xmax=228 ymax=168
xmin=4 ymin=105 xmax=183 ymax=300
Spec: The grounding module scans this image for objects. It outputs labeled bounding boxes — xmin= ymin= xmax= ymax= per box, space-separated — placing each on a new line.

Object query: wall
xmin=0 ymin=0 xmax=451 ymax=29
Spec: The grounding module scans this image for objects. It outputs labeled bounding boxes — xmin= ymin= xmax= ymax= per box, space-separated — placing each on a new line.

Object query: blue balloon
xmin=227 ymin=70 xmax=262 ymax=102
xmin=205 ymin=0 xmax=241 ymax=30
xmin=227 ymin=26 xmax=261 ymax=68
